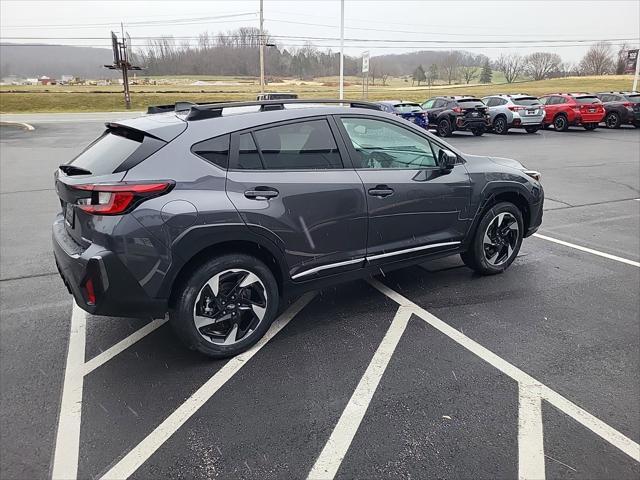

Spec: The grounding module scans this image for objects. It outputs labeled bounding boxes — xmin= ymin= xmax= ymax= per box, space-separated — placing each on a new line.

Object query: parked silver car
xmin=482 ymin=94 xmax=545 ymax=134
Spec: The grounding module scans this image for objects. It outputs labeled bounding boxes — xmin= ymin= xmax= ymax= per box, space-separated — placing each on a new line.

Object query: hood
xmin=488 ymin=156 xmax=527 ymax=170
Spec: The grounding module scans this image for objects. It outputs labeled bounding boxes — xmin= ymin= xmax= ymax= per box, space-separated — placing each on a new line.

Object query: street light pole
xmin=259 ymin=0 xmax=265 ymax=94
xmin=339 ymin=0 xmax=344 ymax=100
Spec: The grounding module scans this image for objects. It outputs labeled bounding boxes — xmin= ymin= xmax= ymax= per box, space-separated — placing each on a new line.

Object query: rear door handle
xmin=368 ymin=185 xmax=394 ymax=198
xmin=244 ymin=188 xmax=279 ymax=200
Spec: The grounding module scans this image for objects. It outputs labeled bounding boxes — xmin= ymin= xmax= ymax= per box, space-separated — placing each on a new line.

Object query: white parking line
xmin=307 ymin=306 xmax=411 ymax=480
xmin=518 ymin=383 xmax=545 ymax=480
xmin=533 ymin=233 xmax=640 ymax=268
xmin=0 ymin=120 xmax=35 ymax=131
xmin=52 ymin=303 xmax=87 ymax=480
xmin=100 ymin=292 xmax=316 ymax=480
xmin=367 ymin=279 xmax=640 ymax=465
xmin=83 ymin=318 xmax=168 ymax=375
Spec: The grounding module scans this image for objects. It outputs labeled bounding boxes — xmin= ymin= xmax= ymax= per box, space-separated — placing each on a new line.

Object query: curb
xmin=0 ymin=121 xmax=35 ymax=131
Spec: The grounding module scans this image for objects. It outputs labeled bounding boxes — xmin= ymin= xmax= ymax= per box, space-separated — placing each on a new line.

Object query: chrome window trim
xmin=290 ymin=241 xmax=461 ymax=280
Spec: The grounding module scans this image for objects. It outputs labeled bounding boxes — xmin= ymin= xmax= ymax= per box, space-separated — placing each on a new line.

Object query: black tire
xmin=460 ymin=202 xmax=524 ymax=275
xmin=604 ymin=112 xmax=621 ymax=129
xmin=471 ymin=128 xmax=484 ymax=136
xmin=525 ymin=126 xmax=540 ymax=134
xmin=584 ymin=123 xmax=598 ymax=131
xmin=542 ymin=123 xmax=550 ymax=130
xmin=437 ymin=118 xmax=452 ymax=137
xmin=493 ymin=116 xmax=508 ymax=135
xmin=170 ymin=253 xmax=279 ymax=358
xmin=553 ymin=114 xmax=569 ymax=131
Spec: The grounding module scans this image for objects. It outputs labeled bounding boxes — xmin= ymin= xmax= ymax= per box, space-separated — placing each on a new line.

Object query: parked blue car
xmin=377 ymin=100 xmax=429 ymax=129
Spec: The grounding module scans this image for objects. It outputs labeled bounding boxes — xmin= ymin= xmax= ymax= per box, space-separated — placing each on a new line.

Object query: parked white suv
xmin=482 ymin=94 xmax=545 ymax=134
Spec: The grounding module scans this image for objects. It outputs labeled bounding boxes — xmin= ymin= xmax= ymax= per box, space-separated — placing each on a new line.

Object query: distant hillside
xmin=371 ymin=50 xmax=487 ymax=76
xmin=0 ymin=44 xmax=118 ymax=79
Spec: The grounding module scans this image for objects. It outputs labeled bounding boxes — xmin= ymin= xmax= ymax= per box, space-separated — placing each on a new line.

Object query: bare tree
xmin=460 ymin=65 xmax=477 ymax=84
xmin=440 ymin=51 xmax=461 ymax=84
xmin=525 ymin=52 xmax=562 ymax=80
xmin=579 ymin=41 xmax=614 ymax=75
xmin=615 ymin=43 xmax=630 ymax=75
xmin=495 ymin=53 xmax=525 ymax=83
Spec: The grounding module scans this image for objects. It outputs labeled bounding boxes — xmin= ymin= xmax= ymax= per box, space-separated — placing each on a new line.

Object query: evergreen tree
xmin=479 ymin=58 xmax=492 ymax=83
xmin=412 ymin=64 xmax=427 ymax=86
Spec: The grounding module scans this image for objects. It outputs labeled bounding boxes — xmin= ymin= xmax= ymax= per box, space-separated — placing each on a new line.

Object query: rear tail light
xmin=508 ymin=105 xmax=526 ymax=111
xmin=73 ymin=181 xmax=174 ymax=215
xmin=623 ymin=102 xmax=633 ymax=108
xmin=452 ymin=107 xmax=462 ymax=113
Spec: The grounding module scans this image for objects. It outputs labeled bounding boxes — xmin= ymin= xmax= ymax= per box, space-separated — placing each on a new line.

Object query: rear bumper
xmin=511 ymin=112 xmax=544 ymax=126
xmin=52 ymin=216 xmax=167 ymax=319
xmin=456 ymin=117 xmax=489 ymax=130
xmin=572 ymin=112 xmax=605 ymax=124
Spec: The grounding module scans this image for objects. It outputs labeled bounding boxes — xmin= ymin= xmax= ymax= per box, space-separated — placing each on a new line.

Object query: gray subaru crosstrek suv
xmin=53 ymin=100 xmax=544 ymax=358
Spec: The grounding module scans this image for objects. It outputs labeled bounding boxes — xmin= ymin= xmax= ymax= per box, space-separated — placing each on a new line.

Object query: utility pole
xmin=259 ymin=0 xmax=265 ymax=94
xmin=339 ymin=0 xmax=344 ymax=100
xmin=633 ymin=49 xmax=639 ymax=92
xmin=105 ymin=28 xmax=141 ymax=109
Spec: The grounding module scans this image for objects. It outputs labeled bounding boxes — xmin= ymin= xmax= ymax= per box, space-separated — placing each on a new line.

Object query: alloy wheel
xmin=605 ymin=113 xmax=619 ymax=128
xmin=494 ymin=117 xmax=506 ymax=134
xmin=554 ymin=116 xmax=567 ymax=130
xmin=193 ymin=268 xmax=267 ymax=345
xmin=483 ymin=212 xmax=520 ymax=266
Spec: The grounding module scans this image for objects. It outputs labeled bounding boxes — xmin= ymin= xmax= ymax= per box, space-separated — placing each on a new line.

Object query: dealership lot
xmin=1 ymin=116 xmax=639 ymax=479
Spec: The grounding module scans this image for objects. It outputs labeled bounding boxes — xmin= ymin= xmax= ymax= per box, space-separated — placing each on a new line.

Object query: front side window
xmin=340 ymin=117 xmax=437 ymax=169
xmin=249 ymin=119 xmax=342 ymax=170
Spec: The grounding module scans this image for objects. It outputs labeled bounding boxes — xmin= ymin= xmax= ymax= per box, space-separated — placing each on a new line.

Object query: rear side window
xmin=250 ymin=119 xmax=342 ymax=170
xmin=513 ymin=97 xmax=540 ymax=106
xmin=68 ymin=128 xmax=163 ymax=175
xmin=191 ymin=134 xmax=230 ymax=169
xmin=237 ymin=133 xmax=263 ymax=169
xmin=575 ymin=96 xmax=601 ymax=104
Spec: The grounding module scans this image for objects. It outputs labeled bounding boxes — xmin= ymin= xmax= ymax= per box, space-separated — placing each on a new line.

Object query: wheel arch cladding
xmin=163 ymin=230 xmax=288 ymax=305
xmin=488 ymin=191 xmax=531 ymax=232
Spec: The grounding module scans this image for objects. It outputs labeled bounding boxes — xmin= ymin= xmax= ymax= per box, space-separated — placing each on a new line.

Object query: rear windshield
xmin=395 ymin=104 xmax=422 ymax=113
xmin=575 ymin=96 xmax=601 ymax=104
xmin=513 ymin=97 xmax=540 ymax=106
xmin=67 ymin=127 xmax=164 ymax=175
xmin=625 ymin=94 xmax=640 ymax=103
xmin=457 ymin=99 xmax=485 ymax=108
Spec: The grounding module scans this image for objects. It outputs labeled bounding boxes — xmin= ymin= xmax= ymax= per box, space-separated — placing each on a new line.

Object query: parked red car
xmin=539 ymin=93 xmax=605 ymax=131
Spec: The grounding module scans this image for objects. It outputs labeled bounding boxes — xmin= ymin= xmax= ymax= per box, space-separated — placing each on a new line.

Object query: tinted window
xmin=513 ymin=97 xmax=540 ymax=106
xmin=496 ymin=98 xmax=508 ymax=106
xmin=395 ymin=104 xmax=422 ymax=113
xmin=340 ymin=117 xmax=437 ymax=169
xmin=538 ymin=97 xmax=549 ymax=105
xmin=625 ymin=94 xmax=640 ymax=103
xmin=433 ymin=98 xmax=446 ymax=108
xmin=483 ymin=97 xmax=496 ymax=107
xmin=68 ymin=128 xmax=158 ymax=175
xmin=191 ymin=134 xmax=230 ymax=169
xmin=252 ymin=119 xmax=342 ymax=170
xmin=421 ymin=99 xmax=435 ymax=109
xmin=458 ymin=99 xmax=485 ymax=108
xmin=575 ymin=96 xmax=601 ymax=104
xmin=237 ymin=133 xmax=262 ymax=169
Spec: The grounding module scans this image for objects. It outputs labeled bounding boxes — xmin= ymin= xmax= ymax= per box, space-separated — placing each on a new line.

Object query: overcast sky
xmin=1 ymin=0 xmax=639 ymax=62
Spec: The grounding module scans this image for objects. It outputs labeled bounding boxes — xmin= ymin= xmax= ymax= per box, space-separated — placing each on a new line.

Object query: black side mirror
xmin=438 ymin=149 xmax=457 ymax=172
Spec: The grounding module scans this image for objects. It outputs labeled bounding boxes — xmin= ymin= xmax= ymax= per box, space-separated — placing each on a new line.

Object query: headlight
xmin=524 ymin=170 xmax=541 ymax=182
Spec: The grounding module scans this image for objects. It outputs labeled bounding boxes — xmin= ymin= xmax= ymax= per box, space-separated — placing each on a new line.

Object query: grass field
xmin=0 ymin=75 xmax=635 ymax=113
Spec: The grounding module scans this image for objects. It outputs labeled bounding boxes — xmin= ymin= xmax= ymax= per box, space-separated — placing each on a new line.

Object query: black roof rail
xmin=181 ymin=99 xmax=383 ymax=121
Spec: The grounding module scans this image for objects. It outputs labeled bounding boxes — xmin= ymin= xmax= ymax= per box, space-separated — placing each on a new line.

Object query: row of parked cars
xmin=377 ymin=91 xmax=640 ymax=137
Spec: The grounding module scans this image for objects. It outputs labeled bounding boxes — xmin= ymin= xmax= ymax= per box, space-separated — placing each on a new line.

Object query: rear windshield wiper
xmin=59 ymin=165 xmax=92 ymax=176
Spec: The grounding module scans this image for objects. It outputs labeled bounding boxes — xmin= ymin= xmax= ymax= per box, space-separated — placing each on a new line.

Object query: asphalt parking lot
xmin=1 ymin=115 xmax=639 ymax=480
